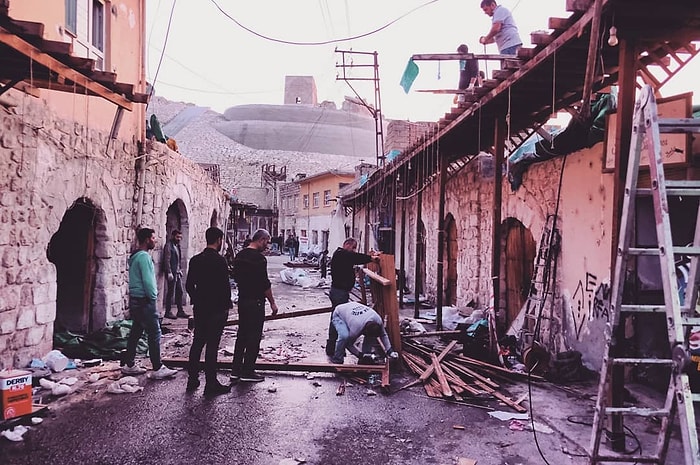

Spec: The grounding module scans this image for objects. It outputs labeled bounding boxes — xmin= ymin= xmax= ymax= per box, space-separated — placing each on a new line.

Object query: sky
xmin=145 ymin=0 xmax=700 ymax=122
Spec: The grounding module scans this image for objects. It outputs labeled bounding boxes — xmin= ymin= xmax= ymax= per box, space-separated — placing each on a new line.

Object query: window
xmin=301 ymin=230 xmax=307 ymax=237
xmin=294 ymin=195 xmax=299 ymax=210
xmin=303 ymin=194 xmax=309 ymax=209
xmin=65 ymin=0 xmax=77 ymax=35
xmin=312 ymin=230 xmax=318 ymax=245
xmin=65 ymin=0 xmax=107 ymax=70
xmin=312 ymin=192 xmax=320 ymax=208
xmin=323 ymin=190 xmax=331 ymax=206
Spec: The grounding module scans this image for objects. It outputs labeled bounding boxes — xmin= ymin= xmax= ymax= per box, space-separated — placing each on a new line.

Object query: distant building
xmin=278 ymin=170 xmax=355 ymax=254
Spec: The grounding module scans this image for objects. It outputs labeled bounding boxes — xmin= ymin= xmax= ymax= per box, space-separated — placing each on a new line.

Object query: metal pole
xmin=436 ymin=155 xmax=447 ymax=331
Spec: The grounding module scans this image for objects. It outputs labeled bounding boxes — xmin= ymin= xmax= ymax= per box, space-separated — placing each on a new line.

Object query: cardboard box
xmin=1 ymin=369 xmax=33 ymax=420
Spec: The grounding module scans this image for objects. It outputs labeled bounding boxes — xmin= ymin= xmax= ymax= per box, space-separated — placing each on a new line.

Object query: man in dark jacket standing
xmin=185 ymin=227 xmax=232 ymax=396
xmin=325 ymin=237 xmax=379 ymax=356
xmin=231 ymin=229 xmax=279 ymax=383
xmin=163 ymin=229 xmax=188 ymax=319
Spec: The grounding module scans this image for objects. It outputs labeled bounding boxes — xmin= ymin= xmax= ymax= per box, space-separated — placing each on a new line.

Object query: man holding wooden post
xmin=326 ymin=238 xmax=380 ymax=356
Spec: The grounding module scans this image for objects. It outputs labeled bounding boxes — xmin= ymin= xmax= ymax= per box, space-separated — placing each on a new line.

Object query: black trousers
xmin=232 ymin=298 xmax=265 ymax=375
xmin=188 ymin=309 xmax=227 ymax=383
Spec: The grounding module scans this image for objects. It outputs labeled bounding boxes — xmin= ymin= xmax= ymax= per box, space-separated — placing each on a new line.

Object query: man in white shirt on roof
xmin=479 ymin=0 xmax=523 ymax=56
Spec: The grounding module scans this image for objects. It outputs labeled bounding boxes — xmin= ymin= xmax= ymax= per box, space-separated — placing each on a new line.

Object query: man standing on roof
xmin=455 ymin=44 xmax=480 ymax=103
xmin=478 ymin=0 xmax=522 ymax=56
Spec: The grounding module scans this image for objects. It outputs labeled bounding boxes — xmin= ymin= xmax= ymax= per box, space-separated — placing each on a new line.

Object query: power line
xmin=149 ymin=0 xmax=178 ymax=107
xmin=207 ymin=0 xmax=439 ymax=46
xmin=148 ymin=44 xmax=234 ymax=93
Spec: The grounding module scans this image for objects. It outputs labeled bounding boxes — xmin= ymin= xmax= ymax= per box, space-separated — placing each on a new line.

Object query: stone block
xmin=24 ymin=325 xmax=46 ymax=346
xmin=0 ymin=284 xmax=20 ymax=312
xmin=0 ymin=309 xmax=17 ymax=334
xmin=16 ymin=306 xmax=36 ymax=330
xmin=32 ymin=283 xmax=52 ymax=305
xmin=20 ymin=284 xmax=33 ymax=306
xmin=35 ymin=302 xmax=55 ymax=325
xmin=2 ymin=246 xmax=19 ymax=268
xmin=36 ymin=264 xmax=56 ymax=284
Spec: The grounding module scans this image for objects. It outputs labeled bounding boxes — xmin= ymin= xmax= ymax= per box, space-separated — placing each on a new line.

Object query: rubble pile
xmin=400 ymin=339 xmax=538 ymax=413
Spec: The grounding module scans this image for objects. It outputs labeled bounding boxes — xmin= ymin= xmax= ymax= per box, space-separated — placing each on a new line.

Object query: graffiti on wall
xmin=571 ymin=272 xmax=611 ymax=338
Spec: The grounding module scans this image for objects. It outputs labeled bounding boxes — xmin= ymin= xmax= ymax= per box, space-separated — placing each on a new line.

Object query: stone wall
xmin=0 ymin=93 xmax=228 ymax=369
xmin=393 ymin=145 xmax=614 ymax=368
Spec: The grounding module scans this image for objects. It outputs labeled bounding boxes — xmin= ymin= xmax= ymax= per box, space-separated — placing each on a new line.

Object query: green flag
xmin=400 ymin=59 xmax=419 ymax=94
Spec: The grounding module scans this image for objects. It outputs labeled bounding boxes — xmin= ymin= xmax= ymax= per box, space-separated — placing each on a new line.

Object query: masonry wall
xmin=0 ymin=92 xmax=227 ymax=370
xmin=395 ymin=144 xmax=615 ymax=370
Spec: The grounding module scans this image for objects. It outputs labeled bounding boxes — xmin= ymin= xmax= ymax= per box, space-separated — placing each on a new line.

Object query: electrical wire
xmin=208 ymin=0 xmax=439 ymax=46
xmin=149 ymin=0 xmax=178 ymax=108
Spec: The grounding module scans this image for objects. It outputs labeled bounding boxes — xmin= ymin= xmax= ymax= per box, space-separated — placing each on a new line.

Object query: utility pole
xmin=335 ymin=49 xmax=385 ymax=168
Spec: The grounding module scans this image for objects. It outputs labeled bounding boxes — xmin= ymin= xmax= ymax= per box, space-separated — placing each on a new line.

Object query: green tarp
xmin=54 ymin=320 xmax=149 ymax=360
xmin=400 ymin=59 xmax=419 ymax=94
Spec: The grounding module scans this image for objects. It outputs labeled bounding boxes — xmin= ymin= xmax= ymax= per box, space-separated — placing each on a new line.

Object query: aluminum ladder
xmin=588 ymin=85 xmax=700 ymax=464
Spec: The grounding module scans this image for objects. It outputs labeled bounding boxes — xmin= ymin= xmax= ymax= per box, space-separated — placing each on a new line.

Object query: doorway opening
xmin=443 ymin=213 xmax=458 ymax=306
xmin=502 ymin=218 xmax=536 ymax=331
xmin=47 ymin=198 xmax=106 ymax=333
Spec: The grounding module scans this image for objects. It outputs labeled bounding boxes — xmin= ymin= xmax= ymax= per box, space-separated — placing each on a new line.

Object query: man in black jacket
xmin=325 ymin=238 xmax=379 ymax=356
xmin=185 ymin=227 xmax=232 ymax=396
xmin=231 ymin=229 xmax=279 ymax=383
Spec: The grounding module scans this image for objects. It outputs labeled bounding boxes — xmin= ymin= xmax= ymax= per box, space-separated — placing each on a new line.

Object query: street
xmin=0 ymin=256 xmax=682 ymax=465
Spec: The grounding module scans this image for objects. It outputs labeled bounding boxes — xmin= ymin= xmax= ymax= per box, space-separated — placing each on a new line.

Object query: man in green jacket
xmin=121 ymin=227 xmax=177 ymax=379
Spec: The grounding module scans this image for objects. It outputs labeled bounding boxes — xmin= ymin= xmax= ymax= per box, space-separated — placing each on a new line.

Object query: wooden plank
xmin=548 ymin=17 xmax=574 ymax=30
xmin=226 ymin=306 xmax=332 ymax=326
xmin=402 ymin=330 xmax=461 ymax=339
xmin=566 ymin=0 xmax=592 ymax=11
xmin=378 ymin=254 xmax=402 ymax=353
xmin=530 ymin=31 xmax=555 ymax=46
xmin=362 ymin=267 xmax=390 ymax=286
xmin=0 ymin=26 xmax=133 ymax=110
xmin=162 ymin=356 xmax=388 ymax=378
xmin=579 ymin=0 xmax=603 ymax=119
xmin=411 ymin=53 xmax=523 ymax=62
xmin=431 ymin=353 xmax=453 ymax=397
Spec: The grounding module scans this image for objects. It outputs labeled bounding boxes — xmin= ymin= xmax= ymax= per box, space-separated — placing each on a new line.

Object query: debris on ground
xmin=400 ymin=339 xmax=539 ymax=412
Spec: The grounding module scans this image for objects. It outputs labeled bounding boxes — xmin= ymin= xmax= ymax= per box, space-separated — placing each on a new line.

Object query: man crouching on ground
xmin=330 ymin=301 xmax=399 ymax=364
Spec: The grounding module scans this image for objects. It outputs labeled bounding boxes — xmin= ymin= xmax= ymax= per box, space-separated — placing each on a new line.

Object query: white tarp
xmin=328 ymin=199 xmax=347 ymax=253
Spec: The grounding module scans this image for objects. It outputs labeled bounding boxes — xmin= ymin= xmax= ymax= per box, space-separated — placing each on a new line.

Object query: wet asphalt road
xmin=0 ymin=256 xmax=597 ymax=465
xmin=0 ymin=366 xmax=594 ymax=465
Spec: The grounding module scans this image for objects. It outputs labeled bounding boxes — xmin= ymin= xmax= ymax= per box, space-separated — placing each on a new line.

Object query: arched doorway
xmin=503 ymin=218 xmax=536 ymax=329
xmin=47 ymin=198 xmax=105 ymax=333
xmin=443 ymin=213 xmax=458 ymax=306
xmin=165 ymin=199 xmax=189 ymax=274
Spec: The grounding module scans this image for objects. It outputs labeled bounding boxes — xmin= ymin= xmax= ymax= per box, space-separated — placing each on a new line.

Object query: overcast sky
xmin=146 ymin=0 xmax=699 ymax=122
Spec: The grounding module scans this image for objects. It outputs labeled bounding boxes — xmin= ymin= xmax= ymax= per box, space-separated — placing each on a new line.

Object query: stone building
xmin=341 ymin=0 xmax=700 ymax=373
xmin=0 ymin=1 xmax=228 ymax=369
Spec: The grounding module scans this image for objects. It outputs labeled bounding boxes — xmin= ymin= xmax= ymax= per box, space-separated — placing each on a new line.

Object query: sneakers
xmin=186 ymin=377 xmax=200 ymax=393
xmin=204 ymin=382 xmax=231 ymax=396
xmin=150 ymin=365 xmax=178 ymax=379
xmin=164 ymin=312 xmax=177 ymax=319
xmin=121 ymin=364 xmax=147 ymax=375
xmin=239 ymin=372 xmax=265 ymax=383
xmin=176 ymin=310 xmax=190 ymax=318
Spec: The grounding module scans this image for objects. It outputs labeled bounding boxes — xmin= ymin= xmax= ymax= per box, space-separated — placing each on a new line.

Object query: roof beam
xmin=0 ymin=25 xmax=133 ymax=110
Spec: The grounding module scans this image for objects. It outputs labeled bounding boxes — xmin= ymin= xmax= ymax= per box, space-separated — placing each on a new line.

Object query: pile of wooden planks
xmin=400 ymin=339 xmax=542 ymax=412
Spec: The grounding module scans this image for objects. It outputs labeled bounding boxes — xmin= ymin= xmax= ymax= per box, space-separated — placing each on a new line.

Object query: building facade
xmin=0 ymin=1 xmax=228 ymax=369
xmin=279 ymin=170 xmax=354 ymax=254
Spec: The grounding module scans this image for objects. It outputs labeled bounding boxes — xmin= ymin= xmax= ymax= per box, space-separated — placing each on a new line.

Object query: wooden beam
xmin=579 ymin=0 xmax=604 ymax=119
xmin=362 ymin=267 xmax=390 ymax=286
xmin=430 ymin=353 xmax=453 ymax=397
xmin=162 ymin=357 xmax=390 ymax=387
xmin=226 ymin=306 xmax=332 ymax=326
xmin=0 ymin=26 xmax=133 ymax=110
xmin=411 ymin=53 xmax=523 ymax=62
xmin=548 ymin=17 xmax=574 ymax=30
xmin=402 ymin=330 xmax=461 ymax=339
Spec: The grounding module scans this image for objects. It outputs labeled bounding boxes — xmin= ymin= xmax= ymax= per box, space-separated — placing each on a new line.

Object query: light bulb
xmin=608 ymin=26 xmax=619 ymax=47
